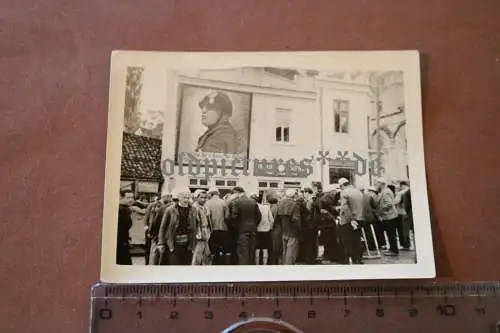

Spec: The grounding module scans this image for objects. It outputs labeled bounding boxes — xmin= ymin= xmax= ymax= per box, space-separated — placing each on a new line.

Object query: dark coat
xmin=117 ymin=205 xmax=132 ymax=247
xmin=196 ymin=121 xmax=238 ymax=154
xmin=276 ymin=197 xmax=301 ymax=238
xmin=296 ymin=197 xmax=313 ymax=229
xmin=403 ymin=189 xmax=412 ymax=217
xmin=362 ymin=192 xmax=378 ymax=222
xmin=158 ymin=204 xmax=200 ymax=251
xmin=316 ymin=191 xmax=338 ymax=228
xmin=229 ymin=195 xmax=262 ymax=233
xmin=117 ymin=204 xmax=133 ymax=265
xmin=145 ymin=201 xmax=168 ymax=239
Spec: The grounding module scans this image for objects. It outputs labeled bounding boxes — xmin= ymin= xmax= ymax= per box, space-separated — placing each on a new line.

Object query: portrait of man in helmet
xmin=196 ymin=91 xmax=238 ymax=154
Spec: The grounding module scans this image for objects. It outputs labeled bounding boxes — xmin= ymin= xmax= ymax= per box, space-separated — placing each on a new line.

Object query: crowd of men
xmin=116 ymin=177 xmax=414 ymax=266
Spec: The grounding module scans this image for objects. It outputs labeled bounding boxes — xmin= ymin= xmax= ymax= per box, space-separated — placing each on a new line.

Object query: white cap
xmin=324 ymin=184 xmax=339 ymax=192
xmin=285 ymin=188 xmax=296 ymax=197
xmin=193 ymin=189 xmax=206 ymax=198
xmin=338 ymin=177 xmax=349 ymax=186
xmin=208 ymin=187 xmax=219 ymax=194
xmin=249 ymin=193 xmax=259 ymax=200
xmin=172 ymin=186 xmax=191 ymax=199
xmin=375 ymin=177 xmax=388 ymax=184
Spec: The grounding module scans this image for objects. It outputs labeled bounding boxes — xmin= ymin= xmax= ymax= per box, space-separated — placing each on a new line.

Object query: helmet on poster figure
xmin=198 ymin=91 xmax=233 ymax=117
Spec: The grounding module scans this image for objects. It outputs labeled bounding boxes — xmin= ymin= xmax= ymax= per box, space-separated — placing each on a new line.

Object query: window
xmin=258 ymin=181 xmax=268 ymax=188
xmin=275 ymin=108 xmax=292 ymax=143
xmin=227 ymin=180 xmax=237 ymax=187
xmin=269 ymin=182 xmax=279 ymax=188
xmin=284 ymin=181 xmax=301 ymax=188
xmin=329 ymin=167 xmax=354 ymax=185
xmin=334 ymin=100 xmax=349 ymax=133
xmin=215 ymin=180 xmax=225 ymax=186
xmin=189 ymin=178 xmax=209 ymax=187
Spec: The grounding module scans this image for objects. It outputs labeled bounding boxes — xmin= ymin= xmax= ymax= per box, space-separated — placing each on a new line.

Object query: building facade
xmin=368 ymin=72 xmax=409 ymax=183
xmin=136 ymin=68 xmax=408 ymax=195
xmin=316 ymin=73 xmax=373 ymax=187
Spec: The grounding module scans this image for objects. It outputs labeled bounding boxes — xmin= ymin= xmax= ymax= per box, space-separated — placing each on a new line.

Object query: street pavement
xmin=130 ymin=213 xmax=417 ymax=265
xmin=132 ymin=248 xmax=416 ymax=265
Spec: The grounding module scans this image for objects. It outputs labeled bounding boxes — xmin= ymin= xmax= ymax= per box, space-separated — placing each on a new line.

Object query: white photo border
xmin=101 ymin=51 xmax=435 ymax=283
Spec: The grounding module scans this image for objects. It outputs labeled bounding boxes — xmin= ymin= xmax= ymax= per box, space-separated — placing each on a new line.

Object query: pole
xmin=318 ymin=85 xmax=325 ymax=185
xmin=375 ymin=75 xmax=382 ymax=178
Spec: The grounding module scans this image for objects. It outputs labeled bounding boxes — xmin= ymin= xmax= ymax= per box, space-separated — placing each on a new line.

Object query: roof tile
xmin=121 ymin=132 xmax=163 ymax=182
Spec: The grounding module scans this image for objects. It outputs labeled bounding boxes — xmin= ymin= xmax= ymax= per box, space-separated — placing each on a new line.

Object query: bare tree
xmin=124 ymin=67 xmax=144 ymax=133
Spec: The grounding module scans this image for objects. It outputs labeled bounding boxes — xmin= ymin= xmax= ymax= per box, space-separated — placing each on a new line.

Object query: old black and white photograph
xmin=101 ymin=51 xmax=435 ymax=283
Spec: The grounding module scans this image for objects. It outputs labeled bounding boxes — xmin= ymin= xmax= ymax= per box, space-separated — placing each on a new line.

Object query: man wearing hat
xmin=158 ymin=187 xmax=200 ymax=265
xmin=317 ymin=183 xmax=342 ymax=263
xmin=276 ymin=189 xmax=302 ymax=265
xmin=206 ymin=188 xmax=231 ymax=265
xmin=297 ymin=187 xmax=317 ymax=264
xmin=338 ymin=178 xmax=365 ymax=264
xmin=196 ymin=91 xmax=238 ymax=154
xmin=359 ymin=186 xmax=378 ymax=252
xmin=374 ymin=178 xmax=399 ymax=256
xmin=117 ymin=189 xmax=135 ymax=265
xmin=191 ymin=190 xmax=212 ymax=265
xmin=365 ymin=186 xmax=386 ymax=250
xmin=145 ymin=194 xmax=173 ymax=265
xmin=228 ymin=186 xmax=262 ymax=265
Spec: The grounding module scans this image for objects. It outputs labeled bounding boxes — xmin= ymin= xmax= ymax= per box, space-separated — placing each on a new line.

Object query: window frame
xmin=328 ymin=167 xmax=355 ymax=186
xmin=274 ymin=107 xmax=294 ymax=144
xmin=333 ymin=99 xmax=350 ymax=134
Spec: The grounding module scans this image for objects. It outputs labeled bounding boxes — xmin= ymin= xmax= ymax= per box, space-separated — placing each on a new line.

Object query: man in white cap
xmin=275 ymin=188 xmax=301 ymax=265
xmin=157 ymin=187 xmax=200 ymax=265
xmin=338 ymin=178 xmax=365 ymax=264
xmin=374 ymin=177 xmax=399 ymax=256
xmin=205 ymin=187 xmax=231 ymax=265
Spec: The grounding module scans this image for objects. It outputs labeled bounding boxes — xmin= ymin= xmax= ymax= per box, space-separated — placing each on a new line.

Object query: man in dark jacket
xmin=276 ymin=189 xmax=301 ymax=265
xmin=375 ymin=178 xmax=399 ymax=256
xmin=196 ymin=91 xmax=239 ymax=154
xmin=117 ymin=189 xmax=134 ymax=265
xmin=318 ymin=184 xmax=343 ymax=263
xmin=157 ymin=188 xmax=200 ymax=265
xmin=229 ymin=186 xmax=262 ymax=265
xmin=297 ymin=187 xmax=316 ymax=264
xmin=206 ymin=188 xmax=231 ymax=265
xmin=360 ymin=187 xmax=378 ymax=251
xmin=338 ymin=178 xmax=364 ymax=264
xmin=402 ymin=181 xmax=413 ymax=235
xmin=267 ymin=192 xmax=282 ymax=265
xmin=146 ymin=195 xmax=173 ymax=265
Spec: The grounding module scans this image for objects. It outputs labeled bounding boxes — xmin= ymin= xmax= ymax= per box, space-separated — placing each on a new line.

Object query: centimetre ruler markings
xmin=91 ymin=282 xmax=500 ymax=333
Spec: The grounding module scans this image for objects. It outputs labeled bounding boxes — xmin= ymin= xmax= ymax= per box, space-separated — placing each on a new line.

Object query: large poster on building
xmin=175 ymin=85 xmax=252 ymax=168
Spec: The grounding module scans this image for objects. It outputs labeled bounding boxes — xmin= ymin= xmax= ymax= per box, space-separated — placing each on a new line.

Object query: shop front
xmin=253 ymin=158 xmax=314 ymax=201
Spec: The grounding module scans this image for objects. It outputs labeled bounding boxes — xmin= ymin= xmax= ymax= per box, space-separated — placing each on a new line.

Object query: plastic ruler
xmin=90 ymin=282 xmax=500 ymax=332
